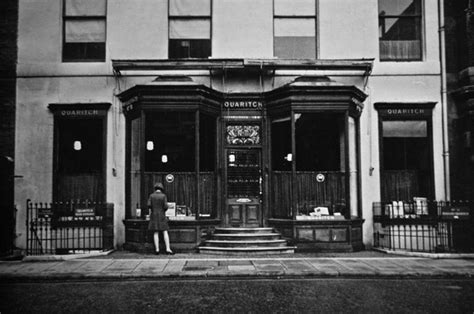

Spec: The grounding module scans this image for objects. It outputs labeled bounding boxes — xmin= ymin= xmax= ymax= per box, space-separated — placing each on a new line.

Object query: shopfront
xmin=119 ymin=73 xmax=367 ymax=252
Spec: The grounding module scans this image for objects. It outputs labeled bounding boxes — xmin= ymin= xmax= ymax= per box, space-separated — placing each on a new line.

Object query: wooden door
xmin=226 ymin=149 xmax=262 ymax=227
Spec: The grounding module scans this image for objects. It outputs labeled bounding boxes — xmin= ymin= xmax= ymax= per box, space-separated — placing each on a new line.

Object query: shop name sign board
xmin=379 ymin=108 xmax=431 ymax=117
xmin=223 ymin=101 xmax=263 ymax=110
xmin=60 ymin=109 xmax=105 ymax=117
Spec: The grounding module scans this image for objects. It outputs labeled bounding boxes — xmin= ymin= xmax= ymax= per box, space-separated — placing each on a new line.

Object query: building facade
xmin=15 ymin=0 xmax=450 ymax=252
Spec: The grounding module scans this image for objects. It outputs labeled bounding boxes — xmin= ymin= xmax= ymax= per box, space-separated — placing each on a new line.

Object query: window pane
xmin=271 ymin=115 xmax=291 ymax=171
xmin=199 ymin=113 xmax=216 ymax=171
xmin=169 ymin=39 xmax=211 ymax=58
xmin=169 ymin=0 xmax=210 ymax=16
xmin=295 ymin=113 xmax=343 ymax=171
xmin=145 ymin=112 xmax=195 ymax=172
xmin=65 ymin=0 xmax=106 ymax=16
xmin=379 ymin=16 xmax=421 ymax=60
xmin=380 ymin=17 xmax=421 ymax=40
xmin=378 ymin=0 xmax=421 ymax=16
xmin=274 ymin=18 xmax=315 ymax=37
xmin=274 ymin=0 xmax=315 ymax=16
xmin=169 ymin=19 xmax=210 ymax=39
xmin=383 ymin=120 xmax=427 ymax=137
xmin=63 ymin=42 xmax=106 ymax=61
xmin=274 ymin=36 xmax=315 ymax=59
xmin=65 ymin=20 xmax=106 ymax=43
xmin=57 ymin=119 xmax=103 ymax=173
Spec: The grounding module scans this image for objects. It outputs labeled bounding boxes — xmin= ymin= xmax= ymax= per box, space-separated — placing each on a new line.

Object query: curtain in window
xmin=274 ymin=0 xmax=315 ymax=15
xmin=65 ymin=20 xmax=106 ymax=42
xmin=65 ymin=0 xmax=106 ymax=16
xmin=169 ymin=0 xmax=210 ymax=16
xmin=274 ymin=18 xmax=315 ymax=59
xmin=382 ymin=121 xmax=427 ymax=137
xmin=169 ymin=19 xmax=211 ymax=39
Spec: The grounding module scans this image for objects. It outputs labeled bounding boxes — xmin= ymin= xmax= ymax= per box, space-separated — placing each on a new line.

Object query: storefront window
xmin=128 ymin=110 xmax=217 ymax=219
xmin=294 ymin=113 xmax=346 ymax=217
xmin=54 ymin=118 xmax=105 ymax=201
xmin=381 ymin=120 xmax=432 ymax=201
xmin=145 ymin=112 xmax=195 ymax=172
xmin=271 ymin=114 xmax=292 ymax=218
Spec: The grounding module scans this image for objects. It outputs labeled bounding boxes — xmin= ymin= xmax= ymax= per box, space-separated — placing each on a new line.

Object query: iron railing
xmin=373 ymin=200 xmax=474 ymax=253
xmin=26 ymin=199 xmax=114 ymax=255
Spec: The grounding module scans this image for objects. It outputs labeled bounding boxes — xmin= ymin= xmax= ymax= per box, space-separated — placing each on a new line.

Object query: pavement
xmin=1 ymin=250 xmax=474 ymax=281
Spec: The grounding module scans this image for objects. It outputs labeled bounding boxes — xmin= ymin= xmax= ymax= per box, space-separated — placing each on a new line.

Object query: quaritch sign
xmin=223 ymin=101 xmax=263 ymax=110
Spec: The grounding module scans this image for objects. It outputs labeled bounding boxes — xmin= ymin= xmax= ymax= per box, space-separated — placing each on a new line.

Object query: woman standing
xmin=148 ymin=182 xmax=174 ymax=255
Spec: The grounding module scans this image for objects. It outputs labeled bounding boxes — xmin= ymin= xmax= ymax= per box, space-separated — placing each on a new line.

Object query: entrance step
xmin=212 ymin=233 xmax=282 ymax=241
xmin=203 ymin=239 xmax=288 ymax=248
xmin=198 ymin=227 xmax=295 ymax=255
xmin=214 ymin=227 xmax=274 ymax=234
xmin=198 ymin=246 xmax=295 ymax=255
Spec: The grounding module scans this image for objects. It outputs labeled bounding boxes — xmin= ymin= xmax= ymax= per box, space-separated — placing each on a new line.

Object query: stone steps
xmin=198 ymin=227 xmax=295 ymax=255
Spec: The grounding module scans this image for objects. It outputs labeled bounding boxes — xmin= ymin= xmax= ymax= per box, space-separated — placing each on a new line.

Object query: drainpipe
xmin=438 ymin=0 xmax=451 ymax=201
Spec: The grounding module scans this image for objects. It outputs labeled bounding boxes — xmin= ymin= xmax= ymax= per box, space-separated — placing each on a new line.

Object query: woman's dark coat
xmin=147 ymin=190 xmax=169 ymax=231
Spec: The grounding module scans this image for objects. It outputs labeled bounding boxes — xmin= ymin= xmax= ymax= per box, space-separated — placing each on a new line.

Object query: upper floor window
xmin=63 ymin=0 xmax=106 ymax=62
xmin=273 ymin=0 xmax=316 ymax=59
xmin=378 ymin=0 xmax=422 ymax=61
xmin=168 ymin=0 xmax=211 ymax=59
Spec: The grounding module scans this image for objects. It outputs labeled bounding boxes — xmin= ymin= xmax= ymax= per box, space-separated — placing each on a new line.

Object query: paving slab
xmin=162 ymin=260 xmax=185 ymax=273
xmin=133 ymin=260 xmax=168 ymax=273
xmin=42 ymin=261 xmax=87 ymax=273
xmin=282 ymin=260 xmax=316 ymax=272
xmin=333 ymin=259 xmax=379 ymax=275
xmin=228 ymin=265 xmax=254 ymax=272
xmin=102 ymin=260 xmax=141 ymax=273
xmin=218 ymin=260 xmax=252 ymax=266
xmin=72 ymin=260 xmax=114 ymax=273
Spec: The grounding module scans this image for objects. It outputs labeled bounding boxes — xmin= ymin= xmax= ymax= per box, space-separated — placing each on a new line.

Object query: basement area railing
xmin=26 ymin=200 xmax=114 ymax=255
xmin=373 ymin=200 xmax=474 ymax=253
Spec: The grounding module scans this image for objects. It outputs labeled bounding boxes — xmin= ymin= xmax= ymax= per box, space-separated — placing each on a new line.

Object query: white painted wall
xmin=212 ymin=0 xmax=273 ymax=58
xmin=360 ymin=75 xmax=443 ymax=246
xmin=15 ymin=77 xmax=127 ymax=249
xmin=108 ymin=0 xmax=168 ymax=60
xmin=319 ymin=0 xmax=378 ymax=60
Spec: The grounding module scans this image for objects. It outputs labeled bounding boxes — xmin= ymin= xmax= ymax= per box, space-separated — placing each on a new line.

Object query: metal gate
xmin=26 ymin=199 xmax=114 ymax=255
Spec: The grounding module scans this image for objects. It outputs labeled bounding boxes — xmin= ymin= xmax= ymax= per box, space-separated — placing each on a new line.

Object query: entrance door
xmin=226 ymin=148 xmax=262 ymax=227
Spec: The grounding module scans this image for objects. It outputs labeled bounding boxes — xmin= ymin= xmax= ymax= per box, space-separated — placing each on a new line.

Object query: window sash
xmin=65 ymin=0 xmax=106 ymax=16
xmin=274 ymin=37 xmax=315 ymax=59
xmin=274 ymin=0 xmax=315 ymax=16
xmin=169 ymin=0 xmax=211 ymax=16
xmin=274 ymin=18 xmax=315 ymax=37
xmin=378 ymin=0 xmax=421 ymax=16
xmin=65 ymin=20 xmax=106 ymax=43
xmin=382 ymin=120 xmax=427 ymax=138
xmin=169 ymin=19 xmax=211 ymax=39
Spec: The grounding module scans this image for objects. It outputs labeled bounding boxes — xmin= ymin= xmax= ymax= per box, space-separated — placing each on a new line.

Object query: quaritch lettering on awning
xmin=223 ymin=101 xmax=263 ymax=110
xmin=60 ymin=109 xmax=101 ymax=116
xmin=387 ymin=108 xmax=425 ymax=115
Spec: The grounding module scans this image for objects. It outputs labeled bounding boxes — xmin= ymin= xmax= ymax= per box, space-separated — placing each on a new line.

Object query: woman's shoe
xmin=154 ymin=251 xmax=160 ymax=255
xmin=165 ymin=251 xmax=175 ymax=255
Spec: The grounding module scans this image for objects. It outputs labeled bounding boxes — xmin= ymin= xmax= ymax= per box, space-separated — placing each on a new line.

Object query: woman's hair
xmin=154 ymin=182 xmax=164 ymax=191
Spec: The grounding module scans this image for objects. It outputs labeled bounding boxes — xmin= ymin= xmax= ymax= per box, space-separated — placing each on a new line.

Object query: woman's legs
xmin=153 ymin=231 xmax=160 ymax=253
xmin=163 ymin=231 xmax=173 ymax=253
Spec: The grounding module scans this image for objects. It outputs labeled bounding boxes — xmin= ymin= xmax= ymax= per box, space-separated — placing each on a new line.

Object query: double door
xmin=225 ymin=148 xmax=262 ymax=227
